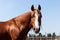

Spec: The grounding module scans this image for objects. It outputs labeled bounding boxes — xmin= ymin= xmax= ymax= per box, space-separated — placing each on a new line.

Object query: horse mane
xmin=9 ymin=11 xmax=32 ymax=27
xmin=14 ymin=11 xmax=31 ymax=20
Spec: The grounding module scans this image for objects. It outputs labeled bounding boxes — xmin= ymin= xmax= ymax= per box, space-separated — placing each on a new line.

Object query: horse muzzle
xmin=33 ymin=28 xmax=40 ymax=33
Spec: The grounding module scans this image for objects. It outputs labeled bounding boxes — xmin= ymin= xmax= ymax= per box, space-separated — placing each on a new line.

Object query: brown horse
xmin=0 ymin=5 xmax=42 ymax=40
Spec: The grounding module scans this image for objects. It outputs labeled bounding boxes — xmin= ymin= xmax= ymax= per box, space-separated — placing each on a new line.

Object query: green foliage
xmin=52 ymin=32 xmax=56 ymax=37
xmin=29 ymin=34 xmax=35 ymax=37
xmin=47 ymin=33 xmax=52 ymax=37
xmin=29 ymin=32 xmax=56 ymax=37
xmin=42 ymin=35 xmax=46 ymax=37
xmin=39 ymin=33 xmax=42 ymax=37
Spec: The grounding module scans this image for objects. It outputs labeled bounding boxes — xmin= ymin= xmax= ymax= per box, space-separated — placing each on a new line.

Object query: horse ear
xmin=38 ymin=5 xmax=41 ymax=10
xmin=31 ymin=5 xmax=34 ymax=11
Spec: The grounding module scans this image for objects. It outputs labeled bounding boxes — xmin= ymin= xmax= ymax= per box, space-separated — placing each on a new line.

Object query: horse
xmin=0 ymin=5 xmax=42 ymax=40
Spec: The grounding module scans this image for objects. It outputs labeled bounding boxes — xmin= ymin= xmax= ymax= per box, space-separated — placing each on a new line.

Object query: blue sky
xmin=0 ymin=0 xmax=60 ymax=35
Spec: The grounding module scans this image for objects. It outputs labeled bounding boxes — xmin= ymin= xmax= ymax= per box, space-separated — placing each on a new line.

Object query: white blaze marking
xmin=35 ymin=13 xmax=39 ymax=29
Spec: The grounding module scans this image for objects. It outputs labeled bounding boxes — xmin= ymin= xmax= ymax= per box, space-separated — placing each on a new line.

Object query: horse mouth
xmin=35 ymin=30 xmax=40 ymax=33
xmin=33 ymin=28 xmax=40 ymax=33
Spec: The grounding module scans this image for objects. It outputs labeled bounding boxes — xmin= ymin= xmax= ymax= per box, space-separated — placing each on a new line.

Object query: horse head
xmin=30 ymin=5 xmax=42 ymax=33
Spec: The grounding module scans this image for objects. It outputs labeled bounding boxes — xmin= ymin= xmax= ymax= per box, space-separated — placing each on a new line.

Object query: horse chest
xmin=0 ymin=26 xmax=7 ymax=33
xmin=8 ymin=25 xmax=20 ymax=39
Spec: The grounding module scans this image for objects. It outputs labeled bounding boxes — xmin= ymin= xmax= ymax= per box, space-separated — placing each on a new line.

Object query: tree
xmin=39 ymin=33 xmax=42 ymax=37
xmin=29 ymin=34 xmax=32 ymax=37
xmin=42 ymin=35 xmax=46 ymax=37
xmin=52 ymin=32 xmax=56 ymax=37
xmin=47 ymin=33 xmax=52 ymax=37
xmin=29 ymin=34 xmax=35 ymax=37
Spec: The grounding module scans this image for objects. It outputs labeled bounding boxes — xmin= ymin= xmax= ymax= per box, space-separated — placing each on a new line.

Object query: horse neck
xmin=14 ymin=12 xmax=31 ymax=23
xmin=14 ymin=12 xmax=32 ymax=33
xmin=14 ymin=12 xmax=32 ymax=40
xmin=17 ymin=25 xmax=31 ymax=40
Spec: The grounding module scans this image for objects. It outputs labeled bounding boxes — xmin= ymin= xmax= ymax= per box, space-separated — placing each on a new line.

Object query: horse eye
xmin=31 ymin=14 xmax=35 ymax=18
xmin=33 ymin=14 xmax=35 ymax=17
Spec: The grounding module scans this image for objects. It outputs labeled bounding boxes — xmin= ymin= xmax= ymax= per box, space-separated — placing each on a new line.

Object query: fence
xmin=26 ymin=37 xmax=57 ymax=40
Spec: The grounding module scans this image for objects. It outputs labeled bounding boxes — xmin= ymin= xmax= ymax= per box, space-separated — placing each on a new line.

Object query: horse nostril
xmin=33 ymin=28 xmax=40 ymax=33
xmin=33 ymin=28 xmax=35 ymax=30
xmin=33 ymin=28 xmax=40 ymax=31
